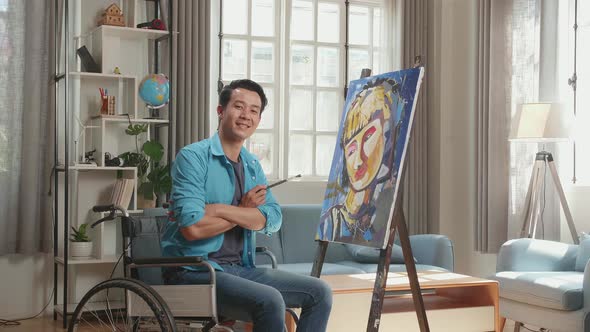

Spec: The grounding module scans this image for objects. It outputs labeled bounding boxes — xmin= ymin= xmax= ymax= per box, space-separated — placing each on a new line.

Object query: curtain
xmin=0 ymin=0 xmax=55 ymax=254
xmin=475 ymin=0 xmax=512 ymax=252
xmin=160 ymin=0 xmax=211 ymax=159
xmin=508 ymin=0 xmax=561 ymax=242
xmin=382 ymin=0 xmax=429 ymax=234
xmin=475 ymin=0 xmax=561 ymax=252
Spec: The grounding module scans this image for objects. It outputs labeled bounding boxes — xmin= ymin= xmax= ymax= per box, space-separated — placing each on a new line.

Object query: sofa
xmin=255 ymin=204 xmax=454 ymax=275
xmin=492 ymin=238 xmax=590 ymax=332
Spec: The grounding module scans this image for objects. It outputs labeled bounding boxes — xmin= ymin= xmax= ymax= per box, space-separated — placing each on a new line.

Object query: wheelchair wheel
xmin=68 ymin=278 xmax=176 ymax=332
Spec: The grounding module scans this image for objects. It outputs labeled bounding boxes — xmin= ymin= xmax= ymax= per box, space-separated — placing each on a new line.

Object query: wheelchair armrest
xmin=128 ymin=256 xmax=217 ymax=283
xmin=256 ymin=246 xmax=278 ymax=269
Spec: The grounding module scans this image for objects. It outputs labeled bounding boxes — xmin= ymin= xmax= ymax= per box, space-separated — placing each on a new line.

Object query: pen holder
xmin=100 ymin=96 xmax=108 ymax=115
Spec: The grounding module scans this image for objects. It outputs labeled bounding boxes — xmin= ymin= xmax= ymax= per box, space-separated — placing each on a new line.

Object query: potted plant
xmin=70 ymin=224 xmax=93 ymax=259
xmin=119 ymin=124 xmax=172 ymax=208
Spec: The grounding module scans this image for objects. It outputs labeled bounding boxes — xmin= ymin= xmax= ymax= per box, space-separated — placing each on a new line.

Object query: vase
xmin=137 ymin=195 xmax=156 ymax=209
xmin=70 ymin=242 xmax=93 ymax=259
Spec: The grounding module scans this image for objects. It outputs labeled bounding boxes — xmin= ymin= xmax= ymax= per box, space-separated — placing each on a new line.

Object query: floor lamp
xmin=509 ymin=103 xmax=579 ymax=244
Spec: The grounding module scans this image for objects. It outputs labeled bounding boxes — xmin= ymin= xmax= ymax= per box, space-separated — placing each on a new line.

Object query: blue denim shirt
xmin=161 ymin=132 xmax=282 ymax=271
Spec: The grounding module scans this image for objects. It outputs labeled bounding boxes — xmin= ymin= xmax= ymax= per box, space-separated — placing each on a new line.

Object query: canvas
xmin=316 ymin=67 xmax=424 ymax=248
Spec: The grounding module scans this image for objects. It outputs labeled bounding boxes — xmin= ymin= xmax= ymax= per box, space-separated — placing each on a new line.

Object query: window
xmin=557 ymin=0 xmax=590 ymax=184
xmin=221 ymin=0 xmax=383 ymax=179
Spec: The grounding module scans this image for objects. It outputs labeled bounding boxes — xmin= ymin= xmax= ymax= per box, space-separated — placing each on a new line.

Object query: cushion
xmin=575 ymin=233 xmax=590 ymax=272
xmin=257 ymin=262 xmax=366 ymax=276
xmin=493 ymin=271 xmax=584 ymax=311
xmin=345 ymin=244 xmax=417 ymax=264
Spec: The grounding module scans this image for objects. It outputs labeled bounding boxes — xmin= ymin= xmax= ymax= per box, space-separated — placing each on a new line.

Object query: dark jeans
xmin=163 ymin=264 xmax=332 ymax=332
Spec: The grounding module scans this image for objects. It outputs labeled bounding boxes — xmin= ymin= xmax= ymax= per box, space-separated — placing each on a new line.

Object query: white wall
xmin=0 ymin=255 xmax=53 ymax=319
xmin=429 ymin=0 xmax=498 ymax=277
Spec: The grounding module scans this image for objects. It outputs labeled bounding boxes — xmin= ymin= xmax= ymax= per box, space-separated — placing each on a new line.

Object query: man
xmin=161 ymin=79 xmax=332 ymax=332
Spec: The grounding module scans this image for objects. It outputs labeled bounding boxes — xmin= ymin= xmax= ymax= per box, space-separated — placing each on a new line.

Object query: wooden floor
xmin=4 ymin=314 xmax=518 ymax=331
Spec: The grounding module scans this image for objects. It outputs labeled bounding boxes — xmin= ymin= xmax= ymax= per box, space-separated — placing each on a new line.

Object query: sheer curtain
xmin=508 ymin=0 xmax=561 ymax=242
xmin=0 ymin=0 xmax=55 ymax=254
xmin=475 ymin=0 xmax=562 ymax=253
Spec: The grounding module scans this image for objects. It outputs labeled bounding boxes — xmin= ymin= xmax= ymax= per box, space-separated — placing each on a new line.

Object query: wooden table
xmin=320 ymin=270 xmax=499 ymax=332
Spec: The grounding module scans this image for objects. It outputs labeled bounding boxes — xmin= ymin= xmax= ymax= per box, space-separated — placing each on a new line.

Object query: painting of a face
xmin=344 ymin=118 xmax=384 ymax=191
xmin=317 ymin=68 xmax=424 ymax=248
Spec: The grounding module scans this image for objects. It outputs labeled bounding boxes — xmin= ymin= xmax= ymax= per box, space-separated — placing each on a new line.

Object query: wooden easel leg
xmin=311 ymin=240 xmax=329 ymax=278
xmin=396 ymin=210 xmax=430 ymax=332
xmin=366 ymin=225 xmax=396 ymax=332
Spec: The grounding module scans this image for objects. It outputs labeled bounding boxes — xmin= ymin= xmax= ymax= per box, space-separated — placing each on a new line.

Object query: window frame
xmin=219 ymin=0 xmax=384 ymax=181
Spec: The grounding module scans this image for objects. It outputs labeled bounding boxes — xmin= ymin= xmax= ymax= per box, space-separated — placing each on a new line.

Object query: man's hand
xmin=239 ymin=185 xmax=267 ymax=208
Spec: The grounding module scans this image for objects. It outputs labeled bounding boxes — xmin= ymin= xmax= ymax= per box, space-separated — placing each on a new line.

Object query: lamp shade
xmin=509 ymin=102 xmax=572 ymax=142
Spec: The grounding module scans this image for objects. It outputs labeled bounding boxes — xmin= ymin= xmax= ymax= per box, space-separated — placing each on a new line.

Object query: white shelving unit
xmin=53 ymin=0 xmax=173 ymax=327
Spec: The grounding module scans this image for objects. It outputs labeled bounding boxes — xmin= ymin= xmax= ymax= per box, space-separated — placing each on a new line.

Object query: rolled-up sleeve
xmin=170 ymin=149 xmax=207 ymax=228
xmin=255 ymin=164 xmax=282 ymax=235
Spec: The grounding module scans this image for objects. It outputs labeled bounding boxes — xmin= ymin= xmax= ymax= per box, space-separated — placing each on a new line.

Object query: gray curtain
xmin=397 ymin=0 xmax=429 ymax=235
xmin=0 ymin=0 xmax=55 ymax=254
xmin=161 ymin=0 xmax=211 ymax=158
xmin=475 ymin=0 xmax=512 ymax=252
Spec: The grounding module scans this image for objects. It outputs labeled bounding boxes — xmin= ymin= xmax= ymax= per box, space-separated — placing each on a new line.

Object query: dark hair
xmin=218 ymin=79 xmax=268 ymax=113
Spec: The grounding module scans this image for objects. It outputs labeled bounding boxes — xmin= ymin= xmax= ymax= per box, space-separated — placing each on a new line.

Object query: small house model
xmin=98 ymin=4 xmax=125 ymax=27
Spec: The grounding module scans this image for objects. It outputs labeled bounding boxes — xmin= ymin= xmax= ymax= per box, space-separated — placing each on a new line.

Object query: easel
xmin=311 ymin=66 xmax=429 ymax=332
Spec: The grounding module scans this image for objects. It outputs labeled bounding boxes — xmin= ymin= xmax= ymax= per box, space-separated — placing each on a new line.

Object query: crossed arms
xmin=180 ymin=185 xmax=268 ymax=241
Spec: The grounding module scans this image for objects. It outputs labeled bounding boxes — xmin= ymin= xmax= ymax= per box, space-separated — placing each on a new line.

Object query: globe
xmin=138 ymin=74 xmax=170 ymax=109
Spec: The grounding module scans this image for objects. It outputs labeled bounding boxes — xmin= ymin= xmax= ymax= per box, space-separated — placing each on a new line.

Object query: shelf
xmin=69 ymin=71 xmax=135 ymax=80
xmin=58 ymin=165 xmax=137 ymax=171
xmin=79 ymin=25 xmax=170 ymax=40
xmin=97 ymin=117 xmax=169 ymax=124
xmin=55 ymin=255 xmax=120 ymax=265
xmin=55 ymin=300 xmax=125 ymax=316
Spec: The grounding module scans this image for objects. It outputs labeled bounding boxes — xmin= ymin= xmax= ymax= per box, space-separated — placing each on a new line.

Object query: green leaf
xmin=142 ymin=141 xmax=164 ymax=162
xmin=125 ymin=124 xmax=148 ymax=136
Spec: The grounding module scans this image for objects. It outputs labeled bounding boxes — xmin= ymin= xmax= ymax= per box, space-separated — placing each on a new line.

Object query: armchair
xmin=492 ymin=238 xmax=590 ymax=332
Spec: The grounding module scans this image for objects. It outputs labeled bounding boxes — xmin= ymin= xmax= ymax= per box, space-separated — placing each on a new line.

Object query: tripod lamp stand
xmin=509 ymin=103 xmax=579 ymax=244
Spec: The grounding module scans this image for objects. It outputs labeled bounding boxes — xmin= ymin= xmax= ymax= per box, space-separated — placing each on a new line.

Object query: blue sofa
xmin=492 ymin=238 xmax=590 ymax=332
xmin=255 ymin=204 xmax=454 ymax=275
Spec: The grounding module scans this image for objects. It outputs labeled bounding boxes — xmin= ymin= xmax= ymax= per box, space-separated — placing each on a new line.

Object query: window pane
xmin=251 ymin=42 xmax=274 ymax=83
xmin=252 ymin=0 xmax=274 ymax=37
xmin=316 ymin=135 xmax=336 ymax=176
xmin=348 ymin=48 xmax=369 ymax=80
xmin=223 ymin=0 xmax=247 ymax=35
xmin=249 ymin=133 xmax=273 ymax=175
xmin=317 ymin=47 xmax=339 ymax=87
xmin=373 ymin=50 xmax=380 ymax=74
xmin=290 ymin=45 xmax=314 ymax=85
xmin=259 ymin=88 xmax=274 ymax=129
xmin=349 ymin=5 xmax=369 ymax=45
xmin=576 ymin=23 xmax=590 ymax=181
xmin=373 ymin=8 xmax=381 ymax=47
xmin=222 ymin=39 xmax=247 ymax=81
xmin=289 ymin=88 xmax=314 ymax=130
xmin=291 ymin=0 xmax=314 ymax=41
xmin=289 ymin=134 xmax=313 ymax=176
xmin=316 ymin=91 xmax=340 ymax=131
xmin=318 ymin=3 xmax=339 ymax=43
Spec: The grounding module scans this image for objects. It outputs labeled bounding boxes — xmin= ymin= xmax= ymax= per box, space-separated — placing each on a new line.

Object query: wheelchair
xmin=68 ymin=204 xmax=297 ymax=332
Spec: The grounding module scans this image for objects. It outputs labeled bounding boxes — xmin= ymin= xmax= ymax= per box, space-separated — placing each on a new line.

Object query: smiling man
xmin=161 ymin=79 xmax=332 ymax=332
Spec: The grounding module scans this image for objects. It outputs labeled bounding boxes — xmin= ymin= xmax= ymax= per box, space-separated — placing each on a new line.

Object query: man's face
xmin=218 ymin=88 xmax=262 ymax=142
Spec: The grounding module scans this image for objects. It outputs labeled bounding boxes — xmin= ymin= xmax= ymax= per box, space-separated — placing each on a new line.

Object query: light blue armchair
xmin=492 ymin=238 xmax=590 ymax=332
